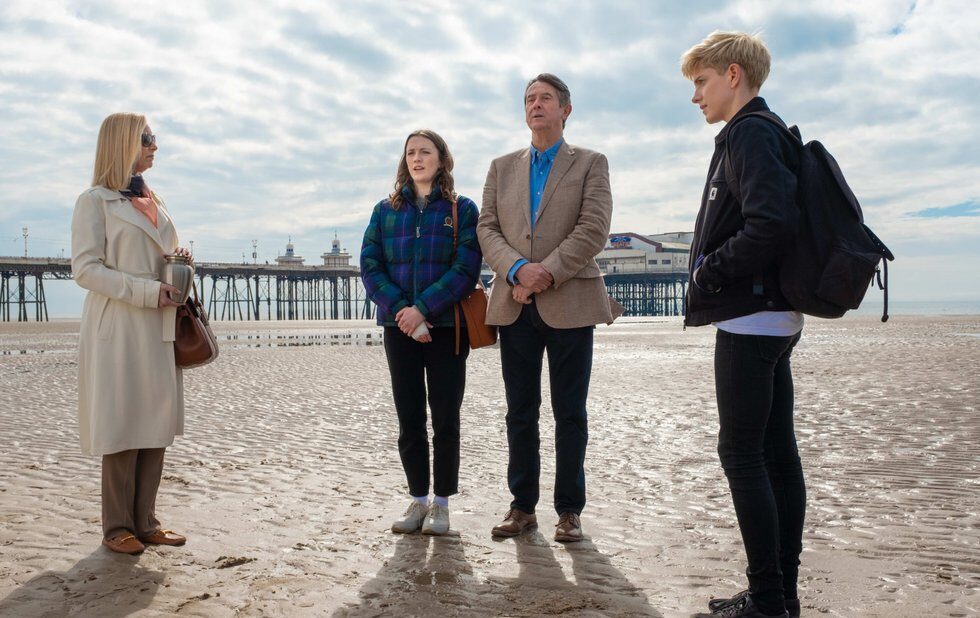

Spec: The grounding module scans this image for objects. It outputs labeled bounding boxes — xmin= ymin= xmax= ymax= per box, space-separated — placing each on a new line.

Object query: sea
xmin=12 ymin=279 xmax=980 ymax=320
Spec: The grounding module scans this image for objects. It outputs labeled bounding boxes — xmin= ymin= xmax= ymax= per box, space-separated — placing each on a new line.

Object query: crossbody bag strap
xmin=451 ymin=196 xmax=460 ymax=356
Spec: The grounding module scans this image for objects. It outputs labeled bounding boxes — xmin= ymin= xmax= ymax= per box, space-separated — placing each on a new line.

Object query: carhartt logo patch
xmin=709 ymin=187 xmax=718 ymax=201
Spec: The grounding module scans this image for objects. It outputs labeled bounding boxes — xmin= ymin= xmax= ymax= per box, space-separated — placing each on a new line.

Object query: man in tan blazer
xmin=478 ymin=73 xmax=619 ymax=543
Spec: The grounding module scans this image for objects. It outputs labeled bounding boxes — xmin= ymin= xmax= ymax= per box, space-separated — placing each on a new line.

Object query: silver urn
xmin=161 ymin=254 xmax=195 ymax=304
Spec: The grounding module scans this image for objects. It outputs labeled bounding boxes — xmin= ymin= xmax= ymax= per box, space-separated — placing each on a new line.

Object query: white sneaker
xmin=421 ymin=503 xmax=450 ymax=535
xmin=391 ymin=501 xmax=428 ymax=534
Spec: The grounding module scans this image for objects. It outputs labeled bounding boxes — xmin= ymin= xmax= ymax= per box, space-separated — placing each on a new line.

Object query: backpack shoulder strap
xmin=723 ymin=111 xmax=802 ymax=200
xmin=729 ymin=111 xmax=800 ymax=142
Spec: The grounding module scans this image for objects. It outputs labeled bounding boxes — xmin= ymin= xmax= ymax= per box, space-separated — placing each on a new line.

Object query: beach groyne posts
xmin=0 ymin=257 xmax=71 ymax=322
xmin=193 ymin=263 xmax=373 ymax=321
xmin=604 ymin=272 xmax=689 ymax=317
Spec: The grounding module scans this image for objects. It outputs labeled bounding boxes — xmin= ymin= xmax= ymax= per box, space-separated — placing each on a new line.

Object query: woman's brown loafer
xmin=102 ymin=533 xmax=145 ymax=554
xmin=140 ymin=529 xmax=186 ymax=546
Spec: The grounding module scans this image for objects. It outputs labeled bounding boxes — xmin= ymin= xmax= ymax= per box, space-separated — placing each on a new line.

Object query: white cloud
xmin=1 ymin=0 xmax=979 ymax=311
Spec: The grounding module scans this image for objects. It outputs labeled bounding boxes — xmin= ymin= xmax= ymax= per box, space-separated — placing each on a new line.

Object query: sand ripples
xmin=0 ymin=316 xmax=977 ymax=616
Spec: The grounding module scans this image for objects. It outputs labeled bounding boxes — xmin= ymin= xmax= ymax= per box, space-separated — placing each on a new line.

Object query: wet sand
xmin=0 ymin=315 xmax=977 ymax=617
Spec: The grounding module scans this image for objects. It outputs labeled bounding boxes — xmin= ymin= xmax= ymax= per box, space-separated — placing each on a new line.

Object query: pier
xmin=605 ymin=271 xmax=687 ymax=317
xmin=0 ymin=257 xmax=372 ymax=323
xmin=1 ymin=231 xmax=690 ymax=322
xmin=0 ymin=257 xmax=687 ymax=322
xmin=194 ymin=262 xmax=370 ymax=321
xmin=0 ymin=257 xmax=70 ymax=321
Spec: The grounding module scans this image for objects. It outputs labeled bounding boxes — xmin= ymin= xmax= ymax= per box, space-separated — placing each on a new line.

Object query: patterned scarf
xmin=120 ymin=175 xmax=158 ymax=228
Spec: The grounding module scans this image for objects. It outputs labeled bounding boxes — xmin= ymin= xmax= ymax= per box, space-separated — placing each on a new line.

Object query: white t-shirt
xmin=714 ymin=311 xmax=804 ymax=336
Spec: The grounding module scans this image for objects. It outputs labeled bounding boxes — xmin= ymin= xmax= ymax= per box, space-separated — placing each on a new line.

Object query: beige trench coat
xmin=71 ymin=186 xmax=183 ymax=456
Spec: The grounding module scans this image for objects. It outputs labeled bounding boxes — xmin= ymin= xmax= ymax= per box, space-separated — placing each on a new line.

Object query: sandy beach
xmin=0 ymin=314 xmax=977 ymax=617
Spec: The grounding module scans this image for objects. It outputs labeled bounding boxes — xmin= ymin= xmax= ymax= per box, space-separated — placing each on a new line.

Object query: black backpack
xmin=725 ymin=111 xmax=895 ymax=321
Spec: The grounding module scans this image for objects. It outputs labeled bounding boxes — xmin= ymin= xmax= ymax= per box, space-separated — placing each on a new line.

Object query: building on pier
xmin=598 ymin=232 xmax=691 ymax=275
xmin=598 ymin=232 xmax=691 ymax=317
xmin=321 ymin=235 xmax=352 ymax=268
xmin=275 ymin=238 xmax=305 ymax=265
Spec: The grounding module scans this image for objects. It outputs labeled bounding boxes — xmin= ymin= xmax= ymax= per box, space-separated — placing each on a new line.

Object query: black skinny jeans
xmin=384 ymin=326 xmax=468 ymax=498
xmin=714 ymin=329 xmax=806 ymax=614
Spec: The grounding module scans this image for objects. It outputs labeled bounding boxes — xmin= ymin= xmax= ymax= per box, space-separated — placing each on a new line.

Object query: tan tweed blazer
xmin=477 ymin=141 xmax=621 ymax=328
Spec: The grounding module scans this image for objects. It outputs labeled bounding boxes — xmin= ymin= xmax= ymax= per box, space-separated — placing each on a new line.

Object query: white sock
xmin=432 ymin=495 xmax=449 ymax=508
xmin=412 ymin=495 xmax=428 ymax=506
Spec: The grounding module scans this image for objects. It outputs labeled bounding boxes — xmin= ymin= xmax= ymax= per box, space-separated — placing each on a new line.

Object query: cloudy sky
xmin=1 ymin=0 xmax=977 ymax=315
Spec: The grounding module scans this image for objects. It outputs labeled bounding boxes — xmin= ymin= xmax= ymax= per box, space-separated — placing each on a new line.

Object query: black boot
xmin=693 ymin=594 xmax=789 ymax=618
xmin=708 ymin=591 xmax=800 ymax=617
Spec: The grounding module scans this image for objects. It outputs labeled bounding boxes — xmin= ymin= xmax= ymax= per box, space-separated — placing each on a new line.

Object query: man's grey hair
xmin=524 ymin=73 xmax=571 ymax=107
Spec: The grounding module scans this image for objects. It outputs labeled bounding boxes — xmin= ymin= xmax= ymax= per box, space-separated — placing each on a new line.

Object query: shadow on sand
xmin=0 ymin=547 xmax=164 ymax=618
xmin=333 ymin=532 xmax=480 ymax=617
xmin=488 ymin=528 xmax=663 ymax=617
xmin=335 ymin=527 xmax=661 ymax=617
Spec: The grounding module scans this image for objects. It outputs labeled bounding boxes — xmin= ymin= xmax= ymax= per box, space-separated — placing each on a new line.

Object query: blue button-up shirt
xmin=509 ymin=138 xmax=563 ymax=284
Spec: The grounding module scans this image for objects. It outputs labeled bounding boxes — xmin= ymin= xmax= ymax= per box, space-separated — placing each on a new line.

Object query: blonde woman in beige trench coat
xmin=71 ymin=112 xmax=190 ymax=555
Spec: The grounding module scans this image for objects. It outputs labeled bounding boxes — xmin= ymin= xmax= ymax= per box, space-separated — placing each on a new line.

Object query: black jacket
xmin=685 ymin=97 xmax=800 ymax=327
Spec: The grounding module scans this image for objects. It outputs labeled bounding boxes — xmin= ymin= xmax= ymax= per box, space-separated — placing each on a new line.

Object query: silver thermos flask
xmin=161 ymin=254 xmax=195 ymax=304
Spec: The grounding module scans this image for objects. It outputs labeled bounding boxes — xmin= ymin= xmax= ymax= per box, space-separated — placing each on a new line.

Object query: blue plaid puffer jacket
xmin=360 ymin=186 xmax=481 ymax=327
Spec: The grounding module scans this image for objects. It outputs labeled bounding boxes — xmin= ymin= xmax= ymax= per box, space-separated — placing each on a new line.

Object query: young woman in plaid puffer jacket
xmin=359 ymin=129 xmax=482 ymax=536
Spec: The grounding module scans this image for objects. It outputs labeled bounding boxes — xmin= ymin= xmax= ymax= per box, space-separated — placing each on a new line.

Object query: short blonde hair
xmin=681 ymin=31 xmax=771 ymax=90
xmin=91 ymin=112 xmax=146 ymax=191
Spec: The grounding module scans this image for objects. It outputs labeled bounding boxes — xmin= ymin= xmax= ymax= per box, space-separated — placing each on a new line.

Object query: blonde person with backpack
xmin=681 ymin=32 xmax=805 ymax=618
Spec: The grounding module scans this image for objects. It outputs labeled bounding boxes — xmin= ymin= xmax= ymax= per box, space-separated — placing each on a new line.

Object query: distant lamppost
xmin=189 ymin=240 xmax=194 ymax=258
xmin=251 ymin=239 xmax=258 ymax=264
xmin=22 ymin=227 xmax=28 ymax=258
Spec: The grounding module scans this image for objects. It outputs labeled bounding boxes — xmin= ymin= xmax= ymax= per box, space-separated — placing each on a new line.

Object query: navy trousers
xmin=499 ymin=301 xmax=594 ymax=515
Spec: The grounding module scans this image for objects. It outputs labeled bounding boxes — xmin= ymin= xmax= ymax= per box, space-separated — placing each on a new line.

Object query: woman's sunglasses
xmin=141 ymin=133 xmax=157 ymax=147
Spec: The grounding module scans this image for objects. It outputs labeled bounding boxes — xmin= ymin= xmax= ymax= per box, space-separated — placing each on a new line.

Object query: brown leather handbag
xmin=452 ymin=197 xmax=497 ymax=354
xmin=174 ymin=281 xmax=219 ymax=368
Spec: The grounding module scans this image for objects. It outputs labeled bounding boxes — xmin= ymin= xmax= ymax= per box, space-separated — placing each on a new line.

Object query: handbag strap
xmin=452 ymin=198 xmax=486 ymax=293
xmin=185 ymin=279 xmax=205 ymax=321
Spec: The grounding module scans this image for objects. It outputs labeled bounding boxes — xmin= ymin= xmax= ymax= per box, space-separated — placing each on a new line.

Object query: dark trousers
xmin=384 ymin=326 xmax=468 ymax=498
xmin=102 ymin=448 xmax=166 ymax=539
xmin=499 ymin=301 xmax=593 ymax=516
xmin=714 ymin=329 xmax=806 ymax=614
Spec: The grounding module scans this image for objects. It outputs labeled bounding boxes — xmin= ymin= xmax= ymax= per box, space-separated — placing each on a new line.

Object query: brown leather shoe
xmin=491 ymin=508 xmax=537 ymax=537
xmin=102 ymin=533 xmax=145 ymax=555
xmin=140 ymin=529 xmax=186 ymax=546
xmin=554 ymin=512 xmax=584 ymax=542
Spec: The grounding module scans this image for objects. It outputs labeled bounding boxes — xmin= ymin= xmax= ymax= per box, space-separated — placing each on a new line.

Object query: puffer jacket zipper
xmin=412 ymin=197 xmax=426 ymax=302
